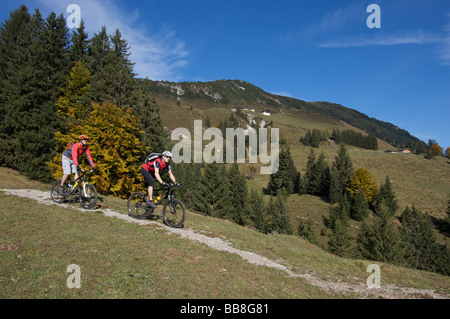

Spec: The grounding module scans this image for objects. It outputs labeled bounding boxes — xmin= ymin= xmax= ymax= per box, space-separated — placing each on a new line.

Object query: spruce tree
xmin=267 ymin=146 xmax=299 ymax=195
xmin=193 ymin=163 xmax=224 ymax=216
xmin=298 ymin=219 xmax=319 ymax=245
xmin=370 ymin=202 xmax=404 ymax=264
xmin=0 ymin=5 xmax=35 ymax=170
xmin=69 ymin=20 xmax=89 ymax=63
xmin=375 ymin=176 xmax=398 ymax=217
xmin=133 ymin=79 xmax=169 ymax=153
xmin=87 ymin=26 xmax=110 ymax=102
xmin=0 ymin=7 xmax=70 ymax=181
xmin=350 ymin=187 xmax=369 ymax=221
xmin=103 ymin=28 xmax=136 ymax=108
xmin=400 ymin=206 xmax=449 ymax=274
xmin=327 ymin=194 xmax=350 ymax=230
xmin=247 ymin=189 xmax=267 ymax=232
xmin=329 ymin=145 xmax=354 ymax=203
xmin=357 ymin=202 xmax=403 ymax=264
xmin=215 ymin=165 xmax=234 ymax=220
xmin=303 ymin=149 xmax=329 ymax=196
xmin=356 ymin=221 xmax=376 ymax=260
xmin=226 ymin=163 xmax=248 ymax=225
xmin=328 ymin=218 xmax=352 ymax=257
xmin=176 ymin=163 xmax=202 ymax=210
xmin=270 ymin=194 xmax=293 ymax=235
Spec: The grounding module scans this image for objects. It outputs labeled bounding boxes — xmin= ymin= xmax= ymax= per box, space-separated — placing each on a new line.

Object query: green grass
xmin=1 ymin=167 xmax=449 ymax=299
xmin=2 ymin=91 xmax=449 ymax=298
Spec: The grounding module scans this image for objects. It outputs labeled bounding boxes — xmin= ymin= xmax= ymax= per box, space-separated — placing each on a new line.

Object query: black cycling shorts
xmin=140 ymin=167 xmax=155 ymax=187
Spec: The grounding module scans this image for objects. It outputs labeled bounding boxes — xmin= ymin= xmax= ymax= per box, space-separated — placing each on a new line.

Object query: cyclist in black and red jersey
xmin=140 ymin=151 xmax=178 ymax=208
xmin=58 ymin=135 xmax=95 ymax=194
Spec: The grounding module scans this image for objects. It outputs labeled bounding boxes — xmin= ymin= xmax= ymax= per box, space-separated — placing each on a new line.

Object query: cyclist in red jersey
xmin=140 ymin=151 xmax=177 ymax=208
xmin=58 ymin=135 xmax=95 ymax=193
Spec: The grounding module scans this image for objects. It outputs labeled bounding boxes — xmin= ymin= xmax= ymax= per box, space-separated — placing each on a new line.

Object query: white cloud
xmin=319 ymin=30 xmax=442 ymax=48
xmin=37 ymin=0 xmax=188 ymax=80
xmin=318 ymin=12 xmax=450 ymax=67
xmin=435 ymin=13 xmax=450 ymax=66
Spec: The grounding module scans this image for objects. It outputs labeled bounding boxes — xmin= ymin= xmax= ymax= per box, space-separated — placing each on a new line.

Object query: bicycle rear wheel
xmin=51 ymin=180 xmax=68 ymax=203
xmin=162 ymin=198 xmax=185 ymax=228
xmin=79 ymin=184 xmax=97 ymax=209
xmin=128 ymin=192 xmax=149 ymax=219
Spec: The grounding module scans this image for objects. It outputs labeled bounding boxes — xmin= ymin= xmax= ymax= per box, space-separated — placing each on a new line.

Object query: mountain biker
xmin=140 ymin=150 xmax=177 ymax=208
xmin=58 ymin=135 xmax=95 ymax=194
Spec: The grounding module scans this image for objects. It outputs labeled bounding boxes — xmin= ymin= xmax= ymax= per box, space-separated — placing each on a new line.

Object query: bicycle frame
xmin=67 ymin=169 xmax=92 ymax=196
xmin=153 ymin=184 xmax=178 ymax=206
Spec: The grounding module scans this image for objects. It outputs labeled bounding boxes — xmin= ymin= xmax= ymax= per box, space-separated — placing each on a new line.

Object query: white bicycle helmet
xmin=162 ymin=151 xmax=172 ymax=158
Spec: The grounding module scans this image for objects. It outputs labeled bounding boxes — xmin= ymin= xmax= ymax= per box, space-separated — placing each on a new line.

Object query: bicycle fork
xmin=81 ymin=183 xmax=90 ymax=198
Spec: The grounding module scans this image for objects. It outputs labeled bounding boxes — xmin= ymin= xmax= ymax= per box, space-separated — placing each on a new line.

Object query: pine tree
xmin=0 ymin=7 xmax=70 ymax=181
xmin=270 ymin=194 xmax=293 ymax=235
xmin=226 ymin=163 xmax=248 ymax=225
xmin=247 ymin=189 xmax=267 ymax=232
xmin=328 ymin=167 xmax=341 ymax=203
xmin=375 ymin=176 xmax=398 ymax=216
xmin=328 ymin=218 xmax=352 ymax=257
xmin=399 ymin=206 xmax=450 ymax=275
xmin=215 ymin=165 xmax=234 ymax=220
xmin=327 ymin=194 xmax=350 ymax=230
xmin=193 ymin=163 xmax=225 ymax=216
xmin=350 ymin=187 xmax=369 ymax=221
xmin=297 ymin=219 xmax=319 ymax=245
xmin=87 ymin=26 xmax=110 ymax=102
xmin=370 ymin=202 xmax=404 ymax=264
xmin=102 ymin=28 xmax=136 ymax=108
xmin=174 ymin=163 xmax=202 ymax=210
xmin=356 ymin=221 xmax=376 ymax=260
xmin=329 ymin=145 xmax=354 ymax=203
xmin=0 ymin=5 xmax=35 ymax=169
xmin=303 ymin=149 xmax=329 ymax=196
xmin=132 ymin=79 xmax=169 ymax=153
xmin=267 ymin=146 xmax=299 ymax=195
xmin=69 ymin=20 xmax=88 ymax=63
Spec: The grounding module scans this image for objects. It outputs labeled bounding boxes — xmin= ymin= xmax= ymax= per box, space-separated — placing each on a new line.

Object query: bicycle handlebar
xmin=79 ymin=168 xmax=96 ymax=174
xmin=164 ymin=182 xmax=181 ymax=188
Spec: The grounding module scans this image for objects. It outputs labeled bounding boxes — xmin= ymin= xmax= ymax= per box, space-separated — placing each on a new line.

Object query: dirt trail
xmin=1 ymin=188 xmax=449 ymax=299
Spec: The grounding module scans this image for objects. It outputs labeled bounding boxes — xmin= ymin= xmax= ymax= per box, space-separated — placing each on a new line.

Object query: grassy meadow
xmin=1 ymin=94 xmax=449 ymax=299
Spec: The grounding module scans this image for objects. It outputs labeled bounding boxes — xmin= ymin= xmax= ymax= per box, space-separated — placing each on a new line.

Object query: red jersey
xmin=63 ymin=142 xmax=95 ymax=167
xmin=142 ymin=157 xmax=171 ymax=174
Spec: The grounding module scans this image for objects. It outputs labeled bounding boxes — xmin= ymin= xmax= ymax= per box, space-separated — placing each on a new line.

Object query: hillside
xmin=143 ymin=79 xmax=423 ymax=148
xmin=0 ymin=167 xmax=449 ymax=301
xmin=147 ymin=78 xmax=450 ymax=249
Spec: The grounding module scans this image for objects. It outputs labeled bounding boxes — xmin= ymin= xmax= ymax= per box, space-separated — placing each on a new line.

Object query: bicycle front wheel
xmin=79 ymin=184 xmax=97 ymax=209
xmin=162 ymin=198 xmax=185 ymax=228
xmin=51 ymin=180 xmax=68 ymax=203
xmin=127 ymin=192 xmax=149 ymax=219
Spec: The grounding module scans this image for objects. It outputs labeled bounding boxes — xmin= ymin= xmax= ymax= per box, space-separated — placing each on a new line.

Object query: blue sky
xmin=1 ymin=0 xmax=449 ymax=149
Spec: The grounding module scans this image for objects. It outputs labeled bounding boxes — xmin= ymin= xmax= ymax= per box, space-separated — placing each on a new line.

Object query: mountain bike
xmin=127 ymin=183 xmax=185 ymax=228
xmin=51 ymin=168 xmax=98 ymax=210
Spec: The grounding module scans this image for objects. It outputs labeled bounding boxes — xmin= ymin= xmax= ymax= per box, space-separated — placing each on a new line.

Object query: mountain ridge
xmin=143 ymin=78 xmax=422 ymax=148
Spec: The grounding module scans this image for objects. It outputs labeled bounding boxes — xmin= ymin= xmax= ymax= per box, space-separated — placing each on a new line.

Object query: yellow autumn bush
xmin=346 ymin=167 xmax=378 ymax=204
